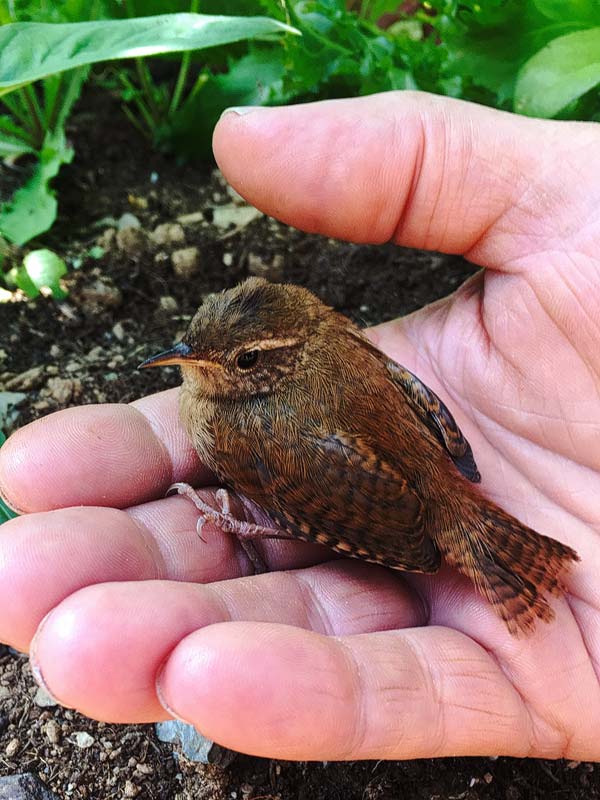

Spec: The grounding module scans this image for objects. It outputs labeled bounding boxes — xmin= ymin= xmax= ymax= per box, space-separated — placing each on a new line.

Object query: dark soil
xmin=0 ymin=90 xmax=597 ymax=799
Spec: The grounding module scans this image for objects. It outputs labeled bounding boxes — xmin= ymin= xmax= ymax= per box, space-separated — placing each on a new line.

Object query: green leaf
xmin=0 ymin=430 xmax=18 ymax=524
xmin=0 ymin=114 xmax=37 ymax=156
xmin=43 ymin=66 xmax=89 ymax=131
xmin=21 ymin=248 xmax=68 ymax=298
xmin=164 ymin=47 xmax=287 ymax=157
xmin=0 ymin=14 xmax=299 ymax=94
xmin=515 ymin=27 xmax=600 ymax=117
xmin=0 ymin=128 xmax=73 ymax=245
xmin=533 ymin=0 xmax=600 ymax=24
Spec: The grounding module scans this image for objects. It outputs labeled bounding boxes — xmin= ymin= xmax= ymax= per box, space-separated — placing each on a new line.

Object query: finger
xmin=0 ymin=389 xmax=208 ymax=513
xmin=0 ymin=498 xmax=328 ymax=652
xmin=213 ymin=93 xmax=590 ymax=265
xmin=157 ymin=621 xmax=599 ymax=761
xmin=28 ymin=562 xmax=424 ymax=722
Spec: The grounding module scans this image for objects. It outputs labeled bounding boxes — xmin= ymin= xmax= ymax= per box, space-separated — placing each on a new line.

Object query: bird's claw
xmin=167 ymin=482 xmax=275 ymax=573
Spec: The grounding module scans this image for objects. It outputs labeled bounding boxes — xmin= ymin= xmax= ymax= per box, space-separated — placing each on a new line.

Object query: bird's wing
xmin=384 ymin=360 xmax=481 ymax=482
xmin=252 ymin=430 xmax=441 ymax=574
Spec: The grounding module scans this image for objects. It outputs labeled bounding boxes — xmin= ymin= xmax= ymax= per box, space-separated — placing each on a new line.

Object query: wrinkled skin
xmin=0 ymin=92 xmax=599 ymax=761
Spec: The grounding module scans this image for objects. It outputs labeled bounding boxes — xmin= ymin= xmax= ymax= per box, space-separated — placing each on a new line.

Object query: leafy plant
xmin=0 ymin=431 xmax=18 ymax=524
xmin=5 ymin=248 xmax=68 ymax=299
xmin=0 ymin=11 xmax=296 ymax=246
xmin=159 ymin=0 xmax=600 ymax=156
xmin=1 ymin=0 xmax=598 ymax=250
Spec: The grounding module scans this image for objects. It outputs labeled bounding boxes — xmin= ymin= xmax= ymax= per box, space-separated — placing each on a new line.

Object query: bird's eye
xmin=236 ymin=349 xmax=260 ymax=370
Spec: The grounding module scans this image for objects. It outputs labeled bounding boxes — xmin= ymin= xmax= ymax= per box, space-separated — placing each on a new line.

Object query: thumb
xmin=212 ymin=92 xmax=592 ymax=268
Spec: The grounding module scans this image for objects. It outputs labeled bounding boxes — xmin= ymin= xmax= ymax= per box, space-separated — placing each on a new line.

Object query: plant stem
xmin=134 ymin=59 xmax=161 ymax=126
xmin=169 ymin=0 xmax=199 ymax=116
xmin=0 ymin=117 xmax=38 ymax=149
xmin=20 ymin=84 xmax=45 ymax=148
xmin=44 ymin=73 xmax=63 ymax=133
xmin=118 ymin=71 xmax=156 ymax=136
xmin=1 ymin=91 xmax=33 ymax=131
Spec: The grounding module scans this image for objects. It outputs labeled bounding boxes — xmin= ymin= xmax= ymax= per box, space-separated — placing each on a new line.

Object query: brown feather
xmin=169 ymin=278 xmax=579 ymax=635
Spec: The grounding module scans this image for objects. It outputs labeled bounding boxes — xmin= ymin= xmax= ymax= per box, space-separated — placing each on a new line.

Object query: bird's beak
xmin=138 ymin=341 xmax=194 ymax=369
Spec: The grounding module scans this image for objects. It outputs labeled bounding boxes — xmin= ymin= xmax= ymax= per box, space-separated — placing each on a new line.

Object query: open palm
xmin=1 ymin=92 xmax=599 ymax=761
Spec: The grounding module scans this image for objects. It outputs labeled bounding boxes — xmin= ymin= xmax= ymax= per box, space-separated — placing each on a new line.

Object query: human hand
xmin=1 ymin=92 xmax=599 ymax=761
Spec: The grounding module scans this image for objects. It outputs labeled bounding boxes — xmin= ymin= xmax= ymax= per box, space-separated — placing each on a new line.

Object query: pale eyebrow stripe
xmin=241 ymin=337 xmax=300 ymax=352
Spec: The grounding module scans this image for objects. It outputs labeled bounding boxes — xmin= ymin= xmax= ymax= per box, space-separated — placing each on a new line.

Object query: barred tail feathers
xmin=438 ymin=498 xmax=579 ymax=635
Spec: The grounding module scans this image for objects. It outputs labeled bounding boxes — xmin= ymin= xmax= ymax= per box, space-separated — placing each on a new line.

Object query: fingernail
xmin=220 ymin=106 xmax=260 ymax=119
xmin=29 ymin=612 xmax=67 ymax=708
xmin=155 ymin=663 xmax=191 ymax=724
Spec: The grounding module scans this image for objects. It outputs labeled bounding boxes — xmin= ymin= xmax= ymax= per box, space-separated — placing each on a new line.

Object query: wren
xmin=141 ymin=277 xmax=578 ymax=635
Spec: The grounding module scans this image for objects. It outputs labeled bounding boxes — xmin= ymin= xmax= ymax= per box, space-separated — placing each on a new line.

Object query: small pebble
xmin=112 ymin=322 xmax=126 ymax=341
xmin=45 ymin=719 xmax=61 ymax=744
xmin=116 ymin=226 xmax=147 ymax=257
xmin=159 ymin=295 xmax=178 ymax=313
xmin=4 ymin=365 xmax=45 ymax=391
xmin=44 ymin=377 xmax=81 ymax=405
xmin=171 ymin=247 xmax=200 ymax=279
xmin=128 ymin=194 xmax=148 ymax=210
xmin=34 ymin=685 xmax=58 ymax=707
xmin=151 ymin=222 xmax=185 ymax=246
xmin=117 ymin=213 xmax=141 ymax=230
xmin=73 ymin=731 xmax=94 ymax=749
xmin=5 ymin=737 xmax=19 ymax=757
xmin=124 ymin=780 xmax=139 ymax=797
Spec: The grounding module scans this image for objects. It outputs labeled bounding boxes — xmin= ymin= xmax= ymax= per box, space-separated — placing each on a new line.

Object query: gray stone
xmin=117 ymin=213 xmax=141 ymax=230
xmin=155 ymin=720 xmax=236 ymax=767
xmin=0 ymin=774 xmax=59 ymax=800
xmin=73 ymin=731 xmax=94 ymax=749
xmin=33 ymin=686 xmax=57 ymax=708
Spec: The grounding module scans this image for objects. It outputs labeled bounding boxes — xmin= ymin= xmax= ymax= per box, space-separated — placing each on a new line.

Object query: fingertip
xmin=0 ymin=507 xmax=160 ymax=651
xmin=155 ymin=621 xmax=355 ymax=759
xmin=213 ymin=97 xmax=406 ymax=243
xmin=0 ymin=404 xmax=172 ymax=512
xmin=0 ymin=425 xmax=33 ymax=514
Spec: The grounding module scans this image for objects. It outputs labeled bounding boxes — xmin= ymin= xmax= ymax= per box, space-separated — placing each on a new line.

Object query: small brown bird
xmin=141 ymin=277 xmax=578 ymax=635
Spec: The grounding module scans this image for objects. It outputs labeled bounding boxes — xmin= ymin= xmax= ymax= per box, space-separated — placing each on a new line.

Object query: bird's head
xmin=140 ymin=278 xmax=331 ymax=398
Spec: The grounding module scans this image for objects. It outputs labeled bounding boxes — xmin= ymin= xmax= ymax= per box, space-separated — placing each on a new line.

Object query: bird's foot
xmin=167 ymin=482 xmax=285 ymax=574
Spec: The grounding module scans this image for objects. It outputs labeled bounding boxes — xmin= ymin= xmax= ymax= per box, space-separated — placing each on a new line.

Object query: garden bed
xmin=0 ymin=91 xmax=596 ymax=800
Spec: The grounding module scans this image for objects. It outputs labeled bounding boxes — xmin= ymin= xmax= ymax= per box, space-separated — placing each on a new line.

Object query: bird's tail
xmin=435 ymin=495 xmax=579 ymax=635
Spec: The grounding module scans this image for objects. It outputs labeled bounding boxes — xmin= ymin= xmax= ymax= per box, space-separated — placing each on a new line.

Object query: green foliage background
xmin=0 ymin=0 xmax=599 ymax=244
